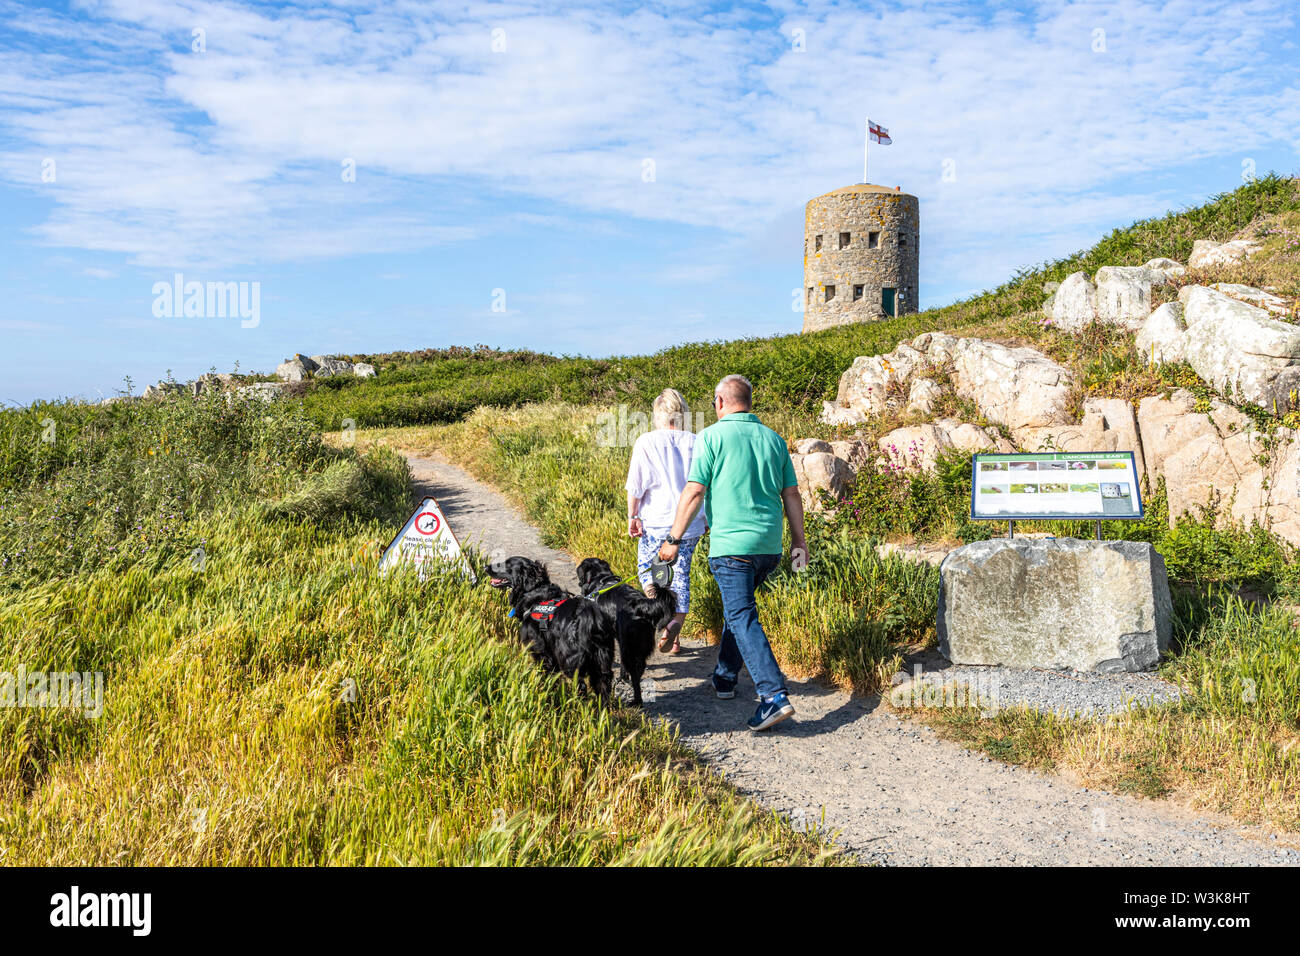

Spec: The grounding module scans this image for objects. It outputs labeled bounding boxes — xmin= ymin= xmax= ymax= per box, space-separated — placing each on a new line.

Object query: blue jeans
xmin=708 ymin=554 xmax=787 ymax=701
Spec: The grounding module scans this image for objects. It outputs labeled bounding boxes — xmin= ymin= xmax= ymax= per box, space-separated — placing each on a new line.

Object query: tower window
xmin=899 ymin=233 xmax=907 ymax=247
xmin=867 ymin=231 xmax=879 ymax=249
xmin=814 ymin=235 xmax=822 ymax=252
xmin=806 ymin=287 xmax=813 ymax=305
xmin=852 ymin=284 xmax=864 ymax=302
xmin=825 ymin=285 xmax=835 ymax=302
xmin=839 ymin=232 xmax=850 ymax=249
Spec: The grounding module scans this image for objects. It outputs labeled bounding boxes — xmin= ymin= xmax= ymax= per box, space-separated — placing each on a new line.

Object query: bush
xmin=0 ymin=395 xmax=392 ymax=588
xmin=816 ymin=449 xmax=991 ymax=544
xmin=261 ymin=447 xmax=411 ymax=527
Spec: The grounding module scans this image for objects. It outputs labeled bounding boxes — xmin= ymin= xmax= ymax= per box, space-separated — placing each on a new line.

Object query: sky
xmin=2 ymin=0 xmax=1298 ymax=404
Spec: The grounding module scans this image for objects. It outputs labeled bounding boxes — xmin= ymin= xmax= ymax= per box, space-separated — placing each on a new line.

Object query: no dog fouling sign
xmin=379 ymin=496 xmax=476 ymax=582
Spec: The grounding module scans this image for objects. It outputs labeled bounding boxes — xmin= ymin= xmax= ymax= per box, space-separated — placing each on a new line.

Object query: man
xmin=657 ymin=374 xmax=808 ymax=731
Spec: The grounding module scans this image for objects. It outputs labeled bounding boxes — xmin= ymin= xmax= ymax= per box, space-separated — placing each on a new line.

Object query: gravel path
xmin=405 ymin=452 xmax=578 ymax=590
xmin=405 ymin=451 xmax=1299 ymax=867
xmin=891 ymin=649 xmax=1184 ymax=718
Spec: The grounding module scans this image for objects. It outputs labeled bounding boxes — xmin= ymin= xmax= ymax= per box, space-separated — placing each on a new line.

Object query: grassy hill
xmin=4 ymin=174 xmax=1299 ymax=860
xmin=294 ymin=173 xmax=1300 ymax=432
xmin=0 ymin=397 xmax=830 ymax=864
xmin=326 ymin=174 xmax=1300 ymax=831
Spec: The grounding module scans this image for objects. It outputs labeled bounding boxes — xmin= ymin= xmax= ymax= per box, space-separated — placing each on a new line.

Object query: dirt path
xmin=406 ymin=452 xmax=578 ymax=591
xmin=405 ymin=452 xmax=1299 ymax=866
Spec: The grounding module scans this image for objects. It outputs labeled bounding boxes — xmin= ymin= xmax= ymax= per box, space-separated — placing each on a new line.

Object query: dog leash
xmin=581 ymin=574 xmax=638 ymax=600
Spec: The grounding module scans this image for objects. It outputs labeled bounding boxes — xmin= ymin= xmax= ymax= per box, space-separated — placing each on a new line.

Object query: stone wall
xmin=802 ymin=184 xmax=919 ymax=333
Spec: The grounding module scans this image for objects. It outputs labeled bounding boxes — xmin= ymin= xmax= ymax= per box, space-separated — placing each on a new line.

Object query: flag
xmin=868 ymin=120 xmax=892 ymax=145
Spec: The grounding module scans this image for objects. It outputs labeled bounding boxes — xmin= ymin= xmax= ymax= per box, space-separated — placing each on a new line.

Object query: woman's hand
xmin=628 ymin=516 xmax=644 ymax=538
xmin=657 ymin=540 xmax=680 ymax=563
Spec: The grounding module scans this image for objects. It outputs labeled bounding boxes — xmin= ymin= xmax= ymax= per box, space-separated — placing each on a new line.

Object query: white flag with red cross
xmin=868 ymin=119 xmax=892 ymax=145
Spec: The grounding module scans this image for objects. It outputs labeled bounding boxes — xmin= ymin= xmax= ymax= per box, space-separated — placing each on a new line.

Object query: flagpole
xmin=863 ymin=117 xmax=869 ymax=184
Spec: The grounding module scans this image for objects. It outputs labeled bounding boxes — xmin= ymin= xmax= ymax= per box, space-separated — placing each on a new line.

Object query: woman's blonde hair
xmin=652 ymin=388 xmax=689 ymax=430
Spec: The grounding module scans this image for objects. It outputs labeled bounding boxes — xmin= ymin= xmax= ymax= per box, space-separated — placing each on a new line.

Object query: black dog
xmin=576 ymin=557 xmax=677 ymax=707
xmin=489 ymin=556 xmax=614 ymax=701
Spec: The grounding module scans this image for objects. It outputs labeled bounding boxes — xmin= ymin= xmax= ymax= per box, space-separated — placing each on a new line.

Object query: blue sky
xmin=2 ymin=0 xmax=1297 ymax=404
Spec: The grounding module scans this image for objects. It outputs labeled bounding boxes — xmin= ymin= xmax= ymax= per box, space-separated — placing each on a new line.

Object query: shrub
xmin=261 ymin=447 xmax=411 ymax=527
xmin=0 ymin=395 xmax=360 ymax=588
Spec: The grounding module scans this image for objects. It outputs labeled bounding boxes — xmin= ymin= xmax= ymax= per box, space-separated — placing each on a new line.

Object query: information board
xmin=969 ymin=451 xmax=1143 ymax=521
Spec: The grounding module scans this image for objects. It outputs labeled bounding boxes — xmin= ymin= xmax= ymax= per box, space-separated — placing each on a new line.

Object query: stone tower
xmin=802 ymin=184 xmax=919 ymax=333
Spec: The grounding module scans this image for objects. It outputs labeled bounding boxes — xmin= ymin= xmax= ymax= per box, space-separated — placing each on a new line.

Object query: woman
xmin=626 ymin=388 xmax=706 ymax=654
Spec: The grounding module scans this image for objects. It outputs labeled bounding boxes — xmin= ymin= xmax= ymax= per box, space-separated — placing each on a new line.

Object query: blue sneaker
xmin=747 ymin=693 xmax=794 ymax=731
xmin=710 ymin=674 xmax=736 ymax=699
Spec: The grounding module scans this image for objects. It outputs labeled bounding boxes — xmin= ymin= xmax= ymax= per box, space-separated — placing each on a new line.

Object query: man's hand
xmin=781 ymin=486 xmax=809 ymax=572
xmin=657 ymin=540 xmax=680 ymax=563
xmin=628 ymin=516 xmax=644 ymax=538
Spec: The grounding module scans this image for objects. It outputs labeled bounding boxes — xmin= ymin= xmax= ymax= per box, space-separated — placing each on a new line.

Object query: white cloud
xmin=0 ymin=0 xmax=1296 ymax=289
xmin=0 ymin=318 xmax=56 ymax=331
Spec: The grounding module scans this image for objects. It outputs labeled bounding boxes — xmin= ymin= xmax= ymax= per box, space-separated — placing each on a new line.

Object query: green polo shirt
xmin=687 ymin=412 xmax=798 ymax=558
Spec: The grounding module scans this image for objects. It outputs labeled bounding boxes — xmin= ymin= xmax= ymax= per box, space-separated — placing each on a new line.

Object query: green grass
xmin=0 ymin=397 xmax=834 ymax=865
xmin=363 ymin=397 xmax=1300 ymax=832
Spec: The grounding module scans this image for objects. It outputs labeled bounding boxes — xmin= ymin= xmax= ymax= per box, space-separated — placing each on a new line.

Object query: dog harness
xmin=525 ymin=598 xmax=568 ymax=629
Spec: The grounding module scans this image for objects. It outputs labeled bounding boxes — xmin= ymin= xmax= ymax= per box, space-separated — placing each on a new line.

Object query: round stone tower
xmin=802 ymin=184 xmax=919 ymax=333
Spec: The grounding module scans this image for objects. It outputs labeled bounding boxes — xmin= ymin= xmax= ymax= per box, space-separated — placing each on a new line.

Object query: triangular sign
xmin=378 ymin=496 xmax=476 ymax=583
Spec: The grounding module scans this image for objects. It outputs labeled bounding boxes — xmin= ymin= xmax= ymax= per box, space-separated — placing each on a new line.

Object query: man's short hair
xmin=715 ymin=374 xmax=752 ymax=408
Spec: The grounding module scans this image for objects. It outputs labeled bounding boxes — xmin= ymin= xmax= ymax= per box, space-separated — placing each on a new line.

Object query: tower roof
xmin=812 ymin=183 xmax=911 ymax=199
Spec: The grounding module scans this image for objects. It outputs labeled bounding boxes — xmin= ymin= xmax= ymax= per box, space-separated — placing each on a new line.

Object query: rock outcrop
xmin=142 ymin=381 xmax=185 ymax=399
xmin=276 ymin=354 xmax=318 ymax=382
xmin=821 ymin=332 xmax=1074 ymax=448
xmin=1212 ymin=283 xmax=1290 ymax=315
xmin=275 ymin=353 xmax=377 ymax=382
xmin=1094 ymin=266 xmax=1160 ymax=328
xmin=1015 ymin=398 xmax=1145 ymax=481
xmin=1045 ymin=259 xmax=1183 ymax=331
xmin=1048 ymin=272 xmax=1096 ymax=330
xmin=235 ymin=382 xmax=290 ymax=401
xmin=1137 ymin=389 xmax=1300 ymax=545
xmin=310 ymin=355 xmax=354 ymax=378
xmin=1188 ymin=238 xmax=1261 ymax=269
xmin=937 ymin=538 xmax=1173 ymax=672
xmin=1135 ymin=302 xmax=1187 ymax=364
xmin=878 ymin=419 xmax=1012 ymax=473
xmin=946 ymin=337 xmax=1075 ymax=444
xmin=1179 ymin=285 xmax=1300 ymax=414
xmin=790 ymin=438 xmax=874 ymax=508
xmin=802 ymin=239 xmax=1300 ymax=546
